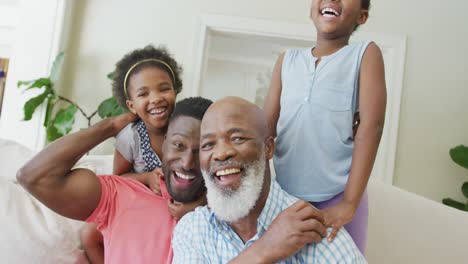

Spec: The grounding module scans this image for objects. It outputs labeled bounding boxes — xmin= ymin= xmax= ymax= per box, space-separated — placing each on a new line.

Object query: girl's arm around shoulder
xmin=113 ymin=149 xmax=162 ymax=195
xmin=263 ymin=52 xmax=285 ymax=138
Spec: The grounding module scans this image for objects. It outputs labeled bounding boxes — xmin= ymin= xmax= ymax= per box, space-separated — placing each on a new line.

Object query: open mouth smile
xmin=320 ymin=7 xmax=341 ymax=17
xmin=212 ymin=167 xmax=243 ymax=188
xmin=148 ymin=106 xmax=167 ymax=116
xmin=173 ymin=171 xmax=196 ymax=187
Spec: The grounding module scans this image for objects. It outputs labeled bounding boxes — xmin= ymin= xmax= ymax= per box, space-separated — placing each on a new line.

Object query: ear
xmin=357 ymin=9 xmax=369 ymax=25
xmin=126 ymin=99 xmax=137 ymax=115
xmin=264 ymin=136 xmax=275 ymax=160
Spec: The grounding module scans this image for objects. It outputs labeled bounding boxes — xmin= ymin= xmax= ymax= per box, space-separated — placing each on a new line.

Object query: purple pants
xmin=311 ymin=190 xmax=368 ymax=255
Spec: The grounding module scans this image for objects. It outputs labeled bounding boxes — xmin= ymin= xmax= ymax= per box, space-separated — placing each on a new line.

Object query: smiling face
xmin=310 ymin=0 xmax=368 ymax=39
xmin=200 ymin=97 xmax=274 ymax=221
xmin=126 ymin=67 xmax=176 ymax=131
xmin=162 ymin=115 xmax=205 ymax=203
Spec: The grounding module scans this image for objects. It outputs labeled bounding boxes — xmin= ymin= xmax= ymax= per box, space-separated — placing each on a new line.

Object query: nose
xmin=212 ymin=140 xmax=236 ymax=162
xmin=180 ymin=150 xmax=197 ymax=171
xmin=149 ymin=90 xmax=162 ymax=104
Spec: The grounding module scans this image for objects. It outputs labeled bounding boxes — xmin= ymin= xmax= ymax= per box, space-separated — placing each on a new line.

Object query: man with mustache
xmin=172 ymin=97 xmax=367 ymax=263
xmin=17 ymin=96 xmax=326 ymax=263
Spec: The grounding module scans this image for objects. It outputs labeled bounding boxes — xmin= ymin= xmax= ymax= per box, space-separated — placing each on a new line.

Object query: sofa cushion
xmin=0 ymin=138 xmax=34 ymax=182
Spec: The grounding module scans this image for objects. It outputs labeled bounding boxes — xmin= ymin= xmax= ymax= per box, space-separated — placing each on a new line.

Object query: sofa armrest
xmin=367 ymin=179 xmax=468 ymax=263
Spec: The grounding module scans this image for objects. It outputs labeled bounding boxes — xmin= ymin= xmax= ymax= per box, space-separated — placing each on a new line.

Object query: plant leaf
xmin=17 ymin=80 xmax=34 ymax=88
xmin=46 ymin=122 xmax=63 ymax=142
xmin=107 ymin=71 xmax=116 ymax=80
xmin=53 ymin=104 xmax=77 ymax=135
xmin=49 ymin=52 xmax=65 ymax=83
xmin=23 ymin=91 xmax=50 ymax=121
xmin=18 ymin=78 xmax=53 ymax=91
xmin=97 ymin=96 xmax=126 ymax=118
xmin=43 ymin=97 xmax=55 ymax=127
xmin=442 ymin=198 xmax=467 ymax=211
xmin=449 ymin=145 xmax=468 ymax=169
xmin=462 ymin=182 xmax=468 ymax=199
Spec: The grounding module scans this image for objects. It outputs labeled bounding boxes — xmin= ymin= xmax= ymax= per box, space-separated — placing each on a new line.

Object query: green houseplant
xmin=17 ymin=52 xmax=125 ymax=142
xmin=442 ymin=145 xmax=468 ymax=211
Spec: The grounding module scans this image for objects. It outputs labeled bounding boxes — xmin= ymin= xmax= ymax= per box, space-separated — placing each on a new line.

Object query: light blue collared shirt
xmin=172 ymin=179 xmax=366 ymax=263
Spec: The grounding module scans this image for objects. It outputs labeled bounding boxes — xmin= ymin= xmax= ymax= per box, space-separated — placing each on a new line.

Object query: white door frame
xmin=0 ymin=0 xmax=74 ymax=151
xmin=190 ymin=14 xmax=406 ymax=184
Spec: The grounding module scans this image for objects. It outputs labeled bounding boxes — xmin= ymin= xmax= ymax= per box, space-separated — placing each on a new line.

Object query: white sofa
xmin=1 ymin=138 xmax=468 ymax=263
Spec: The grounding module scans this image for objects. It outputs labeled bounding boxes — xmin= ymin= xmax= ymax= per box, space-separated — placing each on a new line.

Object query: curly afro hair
xmin=112 ymin=45 xmax=183 ymax=110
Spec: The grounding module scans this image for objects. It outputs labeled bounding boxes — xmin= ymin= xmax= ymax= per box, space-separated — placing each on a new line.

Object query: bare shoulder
xmin=363 ymin=42 xmax=384 ymax=63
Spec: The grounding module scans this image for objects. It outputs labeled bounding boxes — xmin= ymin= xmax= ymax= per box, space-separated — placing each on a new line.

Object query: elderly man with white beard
xmin=172 ymin=97 xmax=367 ymax=263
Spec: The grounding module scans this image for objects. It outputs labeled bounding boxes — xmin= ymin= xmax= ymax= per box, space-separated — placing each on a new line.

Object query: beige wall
xmin=62 ymin=0 xmax=468 ymax=203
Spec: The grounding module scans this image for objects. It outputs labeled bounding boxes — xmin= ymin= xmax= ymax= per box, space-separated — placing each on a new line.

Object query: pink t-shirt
xmin=86 ymin=175 xmax=176 ymax=264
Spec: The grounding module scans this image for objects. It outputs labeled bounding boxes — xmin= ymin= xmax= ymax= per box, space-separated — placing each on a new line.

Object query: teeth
xmin=321 ymin=7 xmax=339 ymax=16
xmin=149 ymin=107 xmax=166 ymax=114
xmin=216 ymin=168 xmax=241 ymax=176
xmin=175 ymin=171 xmax=195 ymax=180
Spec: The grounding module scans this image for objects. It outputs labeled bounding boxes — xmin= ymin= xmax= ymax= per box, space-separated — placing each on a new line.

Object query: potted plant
xmin=17 ymin=52 xmax=125 ymax=142
xmin=442 ymin=145 xmax=468 ymax=212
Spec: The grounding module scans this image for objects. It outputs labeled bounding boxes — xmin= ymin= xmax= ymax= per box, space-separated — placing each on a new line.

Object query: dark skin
xmin=264 ymin=0 xmax=386 ymax=241
xmin=18 ymin=99 xmax=325 ymax=263
xmin=80 ymin=67 xmax=176 ymax=264
xmin=199 ymin=97 xmax=327 ymax=263
xmin=16 ymin=113 xmax=138 ymax=220
xmin=162 ymin=115 xmax=207 ymax=219
xmin=114 ymin=67 xmax=177 ymax=195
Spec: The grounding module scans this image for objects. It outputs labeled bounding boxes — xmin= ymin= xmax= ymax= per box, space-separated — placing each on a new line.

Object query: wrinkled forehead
xmin=201 ymin=106 xmax=256 ymax=136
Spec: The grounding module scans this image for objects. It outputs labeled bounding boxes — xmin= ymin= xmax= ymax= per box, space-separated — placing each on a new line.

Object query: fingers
xmin=298 ymin=218 xmax=327 ymax=238
xmin=302 ymin=230 xmax=325 ymax=244
xmin=328 ymin=225 xmax=341 ymax=242
xmin=151 ymin=186 xmax=162 ymax=196
xmin=288 ymin=200 xmax=311 ymax=212
xmin=296 ymin=203 xmax=324 ymax=224
xmin=153 ymin=168 xmax=164 ymax=177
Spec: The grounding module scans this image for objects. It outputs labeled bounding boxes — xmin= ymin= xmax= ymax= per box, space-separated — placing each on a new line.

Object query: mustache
xmin=205 ymin=159 xmax=244 ymax=176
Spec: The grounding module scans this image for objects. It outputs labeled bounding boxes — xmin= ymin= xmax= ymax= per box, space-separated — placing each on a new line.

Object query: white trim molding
xmin=190 ymin=14 xmax=406 ymax=184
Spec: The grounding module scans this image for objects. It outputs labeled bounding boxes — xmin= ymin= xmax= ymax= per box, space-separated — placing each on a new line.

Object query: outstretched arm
xmin=16 ymin=113 xmax=137 ymax=221
xmin=263 ymin=52 xmax=285 ymax=138
xmin=229 ymin=201 xmax=327 ymax=263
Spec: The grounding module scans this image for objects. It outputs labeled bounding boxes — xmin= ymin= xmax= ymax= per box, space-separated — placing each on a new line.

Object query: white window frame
xmin=0 ymin=0 xmax=74 ymax=151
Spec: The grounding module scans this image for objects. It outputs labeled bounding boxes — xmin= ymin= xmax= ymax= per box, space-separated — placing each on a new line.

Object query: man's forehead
xmin=168 ymin=116 xmax=201 ymax=136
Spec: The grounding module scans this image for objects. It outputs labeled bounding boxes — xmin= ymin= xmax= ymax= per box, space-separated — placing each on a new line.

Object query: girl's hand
xmin=167 ymin=195 xmax=206 ymax=221
xmin=146 ymin=168 xmax=163 ymax=196
xmin=321 ymin=200 xmax=357 ymax=242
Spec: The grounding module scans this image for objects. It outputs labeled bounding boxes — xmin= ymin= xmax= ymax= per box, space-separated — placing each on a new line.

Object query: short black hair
xmin=170 ymin=97 xmax=213 ymax=122
xmin=111 ymin=45 xmax=183 ymax=110
xmin=362 ymin=0 xmax=370 ymax=10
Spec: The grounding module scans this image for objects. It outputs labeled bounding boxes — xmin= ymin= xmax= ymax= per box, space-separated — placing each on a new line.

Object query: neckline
xmin=310 ymin=44 xmax=349 ymax=59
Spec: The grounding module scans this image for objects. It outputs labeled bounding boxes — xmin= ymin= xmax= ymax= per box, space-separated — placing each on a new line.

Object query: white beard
xmin=202 ymin=150 xmax=266 ymax=223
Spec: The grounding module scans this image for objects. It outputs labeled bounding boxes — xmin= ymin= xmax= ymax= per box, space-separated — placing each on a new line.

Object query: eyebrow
xmin=170 ymin=132 xmax=189 ymax=138
xmin=227 ymin=127 xmax=246 ymax=134
xmin=200 ymin=127 xmax=246 ymax=140
xmin=135 ymin=81 xmax=172 ymax=91
xmin=135 ymin=86 xmax=147 ymax=91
